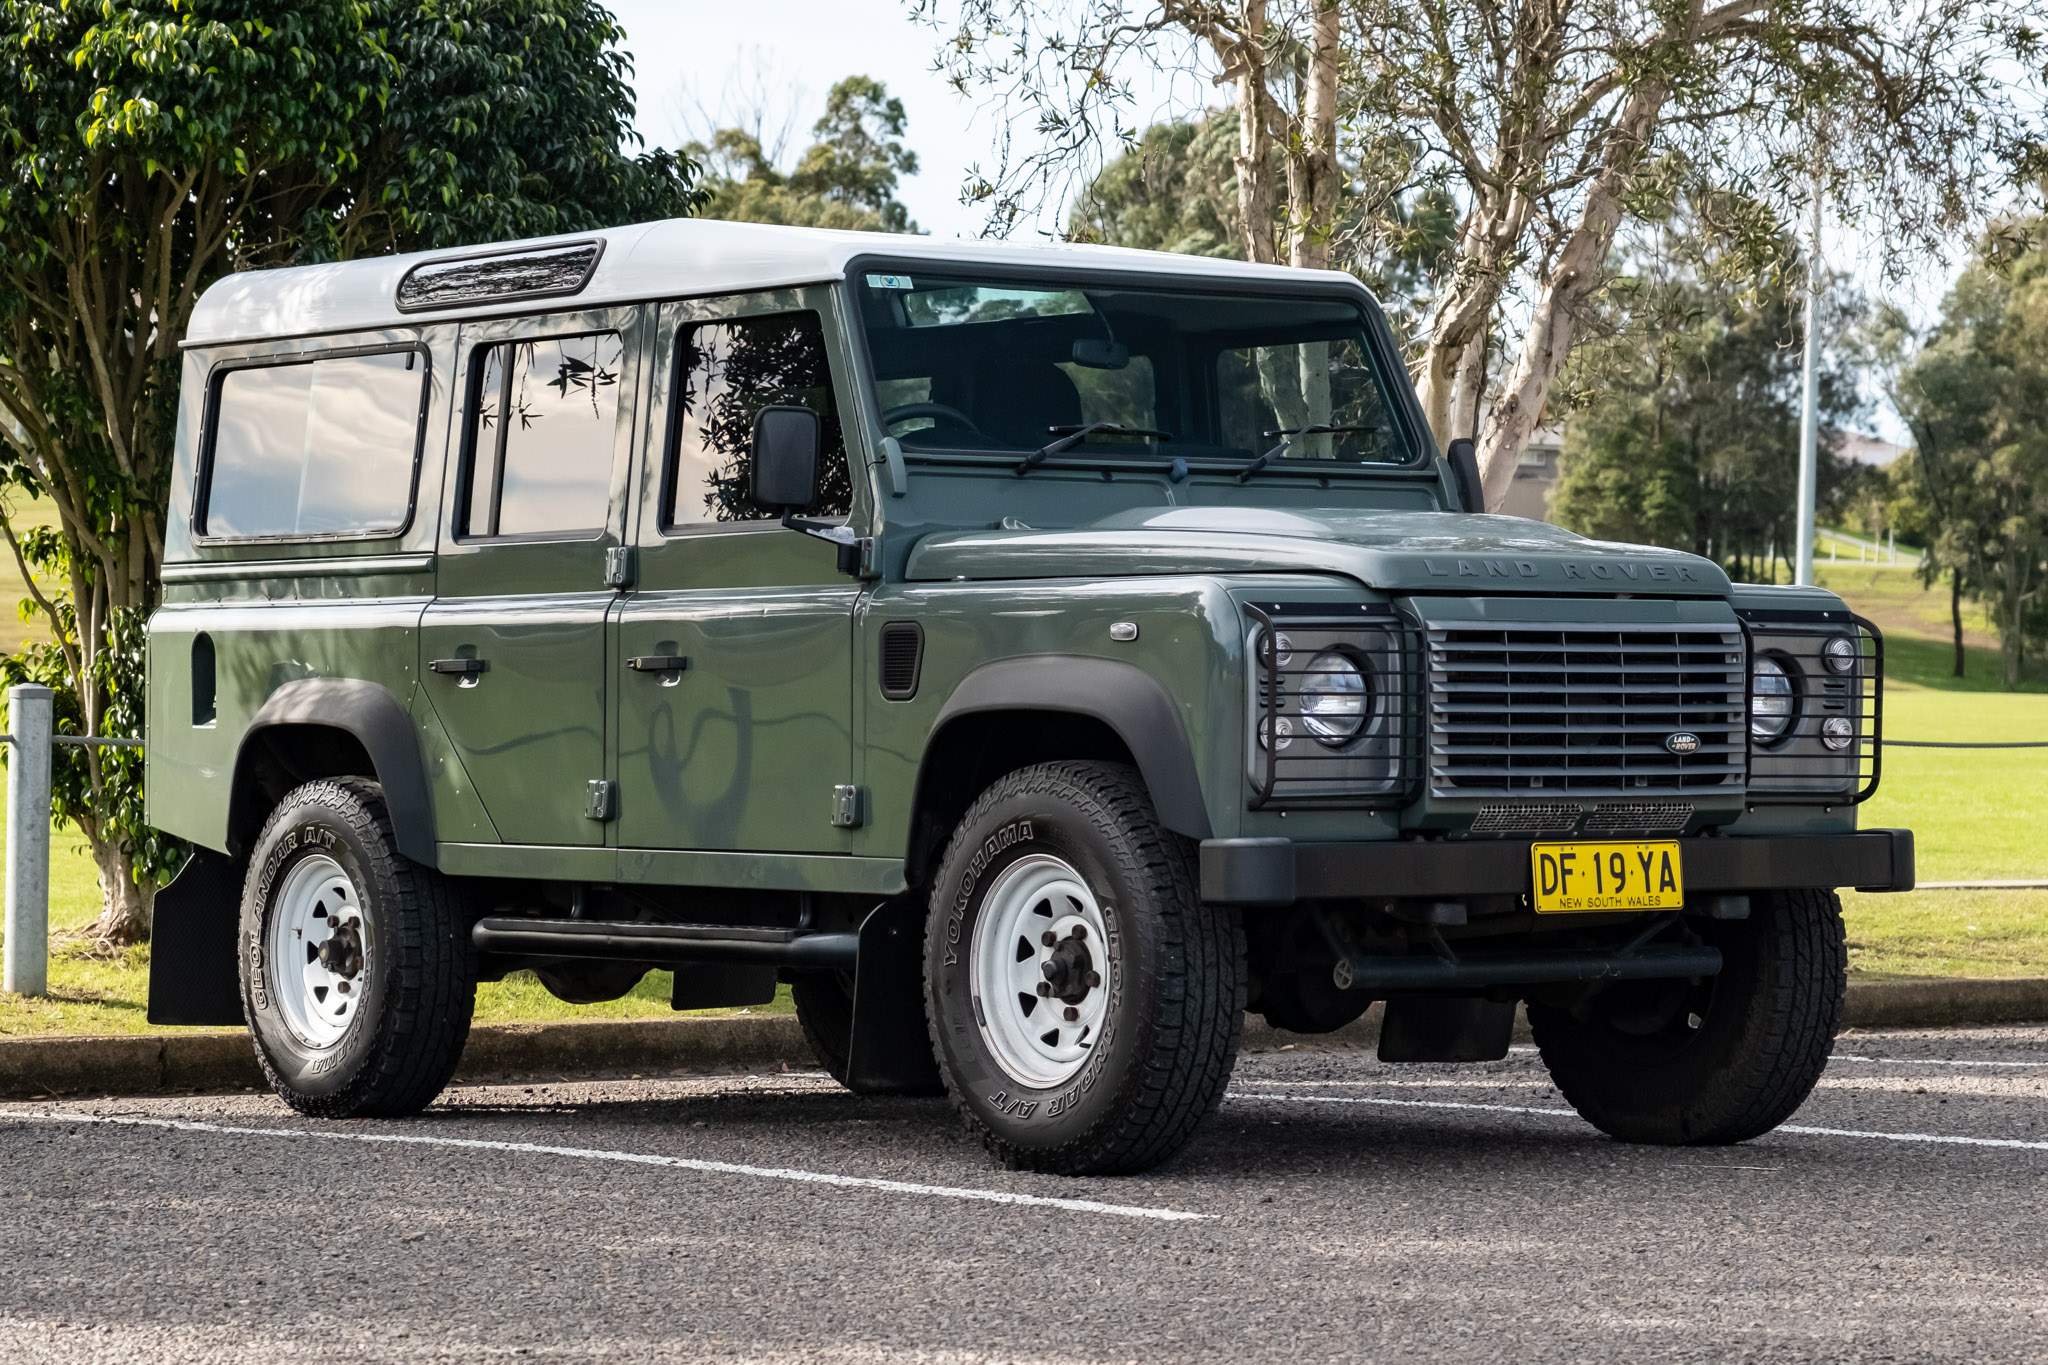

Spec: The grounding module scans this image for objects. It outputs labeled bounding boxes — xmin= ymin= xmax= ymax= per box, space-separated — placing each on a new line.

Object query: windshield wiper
xmin=1237 ymin=424 xmax=1384 ymax=482
xmin=1018 ymin=422 xmax=1174 ymax=474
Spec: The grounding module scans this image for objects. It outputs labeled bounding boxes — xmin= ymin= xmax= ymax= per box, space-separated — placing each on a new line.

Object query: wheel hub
xmin=315 ymin=919 xmax=364 ymax=979
xmin=1037 ymin=928 xmax=1100 ymax=1006
xmin=970 ymin=853 xmax=1112 ymax=1089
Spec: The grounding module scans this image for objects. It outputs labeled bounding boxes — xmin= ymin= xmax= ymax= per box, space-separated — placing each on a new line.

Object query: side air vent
xmin=878 ymin=621 xmax=924 ymax=700
xmin=396 ymin=240 xmax=603 ymax=312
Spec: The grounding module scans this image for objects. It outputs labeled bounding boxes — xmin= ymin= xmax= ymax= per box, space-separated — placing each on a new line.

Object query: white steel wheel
xmin=970 ymin=852 xmax=1111 ymax=1089
xmin=266 ymin=852 xmax=372 ymax=1051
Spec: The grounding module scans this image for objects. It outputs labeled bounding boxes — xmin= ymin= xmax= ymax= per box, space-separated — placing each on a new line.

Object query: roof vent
xmin=878 ymin=622 xmax=924 ymax=701
xmin=395 ymin=240 xmax=603 ymax=313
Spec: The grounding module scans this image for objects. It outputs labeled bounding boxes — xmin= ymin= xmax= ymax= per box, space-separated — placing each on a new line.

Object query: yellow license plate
xmin=1530 ymin=840 xmax=1684 ymax=914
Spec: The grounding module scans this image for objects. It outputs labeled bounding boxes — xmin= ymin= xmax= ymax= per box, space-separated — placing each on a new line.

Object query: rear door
xmin=420 ymin=308 xmax=644 ymax=846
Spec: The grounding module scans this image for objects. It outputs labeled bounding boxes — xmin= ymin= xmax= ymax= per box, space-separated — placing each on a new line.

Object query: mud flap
xmin=846 ymin=896 xmax=944 ymax=1095
xmin=146 ymin=848 xmax=247 ymax=1026
xmin=1378 ymin=996 xmax=1514 ymax=1063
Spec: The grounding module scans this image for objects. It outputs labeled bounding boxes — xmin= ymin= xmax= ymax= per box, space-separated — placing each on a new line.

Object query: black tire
xmin=924 ymin=761 xmax=1244 ymax=1176
xmin=791 ymin=970 xmax=856 ymax=1087
xmin=239 ymin=777 xmax=475 ymax=1118
xmin=1529 ymin=887 xmax=1846 ymax=1144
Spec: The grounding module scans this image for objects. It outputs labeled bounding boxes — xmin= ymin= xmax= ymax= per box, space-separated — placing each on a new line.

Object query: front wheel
xmin=925 ymin=761 xmax=1244 ymax=1176
xmin=1530 ymin=887 xmax=1846 ymax=1144
xmin=240 ymin=777 xmax=475 ymax=1118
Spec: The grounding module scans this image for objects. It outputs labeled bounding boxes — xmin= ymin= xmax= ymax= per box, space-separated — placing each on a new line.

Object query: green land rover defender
xmin=144 ymin=220 xmax=1912 ymax=1175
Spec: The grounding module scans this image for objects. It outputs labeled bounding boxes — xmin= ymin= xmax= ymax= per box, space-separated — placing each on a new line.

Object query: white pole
xmin=4 ymin=683 xmax=53 ymax=997
xmin=1795 ymin=178 xmax=1823 ymax=587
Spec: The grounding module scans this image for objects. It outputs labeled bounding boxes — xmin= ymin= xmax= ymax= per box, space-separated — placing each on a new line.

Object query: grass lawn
xmin=2 ymin=550 xmax=2044 ymax=1035
xmin=0 ymin=491 xmax=58 ymax=655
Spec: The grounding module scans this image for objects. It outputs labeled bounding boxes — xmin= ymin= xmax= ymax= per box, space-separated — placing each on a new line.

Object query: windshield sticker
xmin=866 ymin=273 xmax=915 ymax=291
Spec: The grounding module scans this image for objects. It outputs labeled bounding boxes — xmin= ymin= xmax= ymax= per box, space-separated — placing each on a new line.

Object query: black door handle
xmin=627 ymin=655 xmax=690 ymax=673
xmin=428 ymin=658 xmax=489 ymax=675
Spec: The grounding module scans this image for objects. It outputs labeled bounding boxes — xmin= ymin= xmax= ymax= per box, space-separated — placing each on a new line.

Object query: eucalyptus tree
xmin=1887 ymin=233 xmax=2048 ymax=690
xmin=0 ymin=0 xmax=695 ymax=943
xmin=913 ymin=0 xmax=2039 ymax=504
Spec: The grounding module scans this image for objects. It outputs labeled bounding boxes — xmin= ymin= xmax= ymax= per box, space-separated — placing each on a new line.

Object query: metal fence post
xmin=4 ymin=683 xmax=53 ymax=997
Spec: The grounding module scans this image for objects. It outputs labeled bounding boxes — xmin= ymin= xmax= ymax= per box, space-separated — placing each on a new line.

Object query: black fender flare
xmin=924 ymin=655 xmax=1214 ymax=840
xmin=228 ymin=677 xmax=437 ymax=866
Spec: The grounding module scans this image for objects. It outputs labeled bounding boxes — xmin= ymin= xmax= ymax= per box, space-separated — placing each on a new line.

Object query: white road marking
xmin=1228 ymin=1091 xmax=2048 ymax=1153
xmin=1233 ymin=1091 xmax=1576 ymax=1118
xmin=1831 ymin=1053 xmax=2048 ymax=1070
xmin=0 ymin=1110 xmax=1209 ymax=1222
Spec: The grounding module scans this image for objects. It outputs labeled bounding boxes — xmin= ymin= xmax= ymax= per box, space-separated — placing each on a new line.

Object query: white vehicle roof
xmin=185 ymin=217 xmax=1366 ymax=348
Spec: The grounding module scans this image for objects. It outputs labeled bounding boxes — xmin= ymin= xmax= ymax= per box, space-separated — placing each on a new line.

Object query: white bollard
xmin=4 ymin=683 xmax=52 ymax=997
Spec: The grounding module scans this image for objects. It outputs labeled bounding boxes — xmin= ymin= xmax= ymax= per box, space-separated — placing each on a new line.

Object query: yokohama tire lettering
xmin=944 ymin=819 xmax=1034 ymax=967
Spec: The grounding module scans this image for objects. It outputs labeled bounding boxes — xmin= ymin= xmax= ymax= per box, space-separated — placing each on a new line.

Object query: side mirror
xmin=1446 ymin=437 xmax=1484 ymax=514
xmin=750 ymin=405 xmax=821 ymax=511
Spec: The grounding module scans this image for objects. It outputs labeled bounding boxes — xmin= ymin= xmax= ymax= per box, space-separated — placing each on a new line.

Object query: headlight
xmin=1751 ymin=655 xmax=1795 ymax=743
xmin=1821 ymin=716 xmax=1855 ymax=751
xmin=1823 ymin=635 xmax=1858 ymax=674
xmin=1299 ymin=650 xmax=1368 ymax=745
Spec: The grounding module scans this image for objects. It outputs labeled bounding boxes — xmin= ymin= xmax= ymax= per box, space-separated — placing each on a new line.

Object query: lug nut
xmin=1085 ymin=970 xmax=1101 ymax=988
xmin=1037 ymin=982 xmax=1053 ymax=997
xmin=1063 ymin=1007 xmax=1079 ymax=1022
xmin=1071 ymin=925 xmax=1087 ymax=941
xmin=1041 ymin=931 xmax=1058 ymax=948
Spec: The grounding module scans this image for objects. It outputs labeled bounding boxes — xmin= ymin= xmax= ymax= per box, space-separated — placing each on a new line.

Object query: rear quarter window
xmin=201 ymin=349 xmax=427 ymax=539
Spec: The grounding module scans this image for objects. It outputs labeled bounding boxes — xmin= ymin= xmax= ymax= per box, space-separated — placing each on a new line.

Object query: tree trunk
xmin=83 ymin=826 xmax=154 ymax=946
xmin=1288 ymin=0 xmax=1342 ymax=271
xmin=1475 ymin=84 xmax=1668 ymax=508
xmin=1219 ymin=2 xmax=1280 ymax=267
xmin=1950 ymin=571 xmax=1965 ymax=678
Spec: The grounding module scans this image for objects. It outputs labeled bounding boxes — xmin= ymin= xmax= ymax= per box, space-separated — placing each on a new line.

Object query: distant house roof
xmin=184 ymin=217 xmax=1376 ymax=348
xmin=1831 ymin=430 xmax=1907 ymax=468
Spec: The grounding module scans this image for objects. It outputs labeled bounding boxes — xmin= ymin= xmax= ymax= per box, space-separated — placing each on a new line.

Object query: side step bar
xmin=1333 ymin=944 xmax=1722 ymax=993
xmin=471 ymin=917 xmax=858 ymax=970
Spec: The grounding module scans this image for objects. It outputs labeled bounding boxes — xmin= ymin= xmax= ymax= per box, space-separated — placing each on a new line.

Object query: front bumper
xmin=1200 ymin=829 xmax=1915 ymax=906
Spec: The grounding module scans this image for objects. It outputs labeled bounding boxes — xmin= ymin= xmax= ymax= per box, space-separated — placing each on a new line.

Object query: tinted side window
xmin=667 ymin=312 xmax=850 ymax=526
xmin=464 ymin=332 xmax=623 ymax=537
xmin=204 ymin=350 xmax=424 ymax=538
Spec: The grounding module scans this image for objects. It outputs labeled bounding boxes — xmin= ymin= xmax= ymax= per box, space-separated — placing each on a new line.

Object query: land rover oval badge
xmin=1665 ymin=732 xmax=1701 ymax=755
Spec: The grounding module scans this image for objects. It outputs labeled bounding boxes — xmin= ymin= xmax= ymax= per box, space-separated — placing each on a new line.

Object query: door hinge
xmin=585 ymin=779 xmax=617 ymax=822
xmin=830 ymin=784 xmax=865 ymax=829
xmin=604 ymin=546 xmax=637 ymax=590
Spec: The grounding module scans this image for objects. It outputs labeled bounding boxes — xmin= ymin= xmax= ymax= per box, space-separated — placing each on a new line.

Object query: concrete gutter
xmin=3 ymin=977 xmax=2045 ymax=1100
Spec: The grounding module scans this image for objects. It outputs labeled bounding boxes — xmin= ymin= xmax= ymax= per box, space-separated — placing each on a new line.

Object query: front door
xmin=421 ymin=309 xmax=643 ymax=847
xmin=615 ymin=291 xmax=860 ymax=854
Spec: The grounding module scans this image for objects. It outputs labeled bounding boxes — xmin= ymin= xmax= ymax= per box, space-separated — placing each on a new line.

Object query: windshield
xmin=854 ymin=269 xmax=1416 ymax=468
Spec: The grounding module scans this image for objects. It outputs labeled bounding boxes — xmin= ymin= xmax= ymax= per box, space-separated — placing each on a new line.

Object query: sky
xmin=607 ymin=0 xmax=1210 ymax=242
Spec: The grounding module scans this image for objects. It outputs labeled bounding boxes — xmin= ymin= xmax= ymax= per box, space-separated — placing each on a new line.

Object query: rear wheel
xmin=1530 ymin=888 xmax=1845 ymax=1144
xmin=925 ymin=761 xmax=1244 ymax=1175
xmin=240 ymin=778 xmax=474 ymax=1118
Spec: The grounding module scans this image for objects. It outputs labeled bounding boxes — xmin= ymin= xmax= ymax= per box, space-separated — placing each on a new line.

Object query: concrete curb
xmin=3 ymin=977 xmax=2045 ymax=1100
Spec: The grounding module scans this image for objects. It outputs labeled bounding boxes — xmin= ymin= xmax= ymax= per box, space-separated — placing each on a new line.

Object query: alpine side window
xmin=462 ymin=331 xmax=624 ymax=538
xmin=666 ymin=311 xmax=851 ymax=527
xmin=201 ymin=349 xmax=425 ymax=539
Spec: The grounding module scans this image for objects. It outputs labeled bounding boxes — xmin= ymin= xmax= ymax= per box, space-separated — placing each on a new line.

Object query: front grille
xmin=1581 ymin=800 xmax=1695 ymax=834
xmin=1428 ymin=622 xmax=1746 ymax=798
xmin=1469 ymin=801 xmax=1584 ymax=834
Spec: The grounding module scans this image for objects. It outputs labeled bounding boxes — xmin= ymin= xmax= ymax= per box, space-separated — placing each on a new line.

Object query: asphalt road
xmin=3 ymin=1025 xmax=2046 ymax=1363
